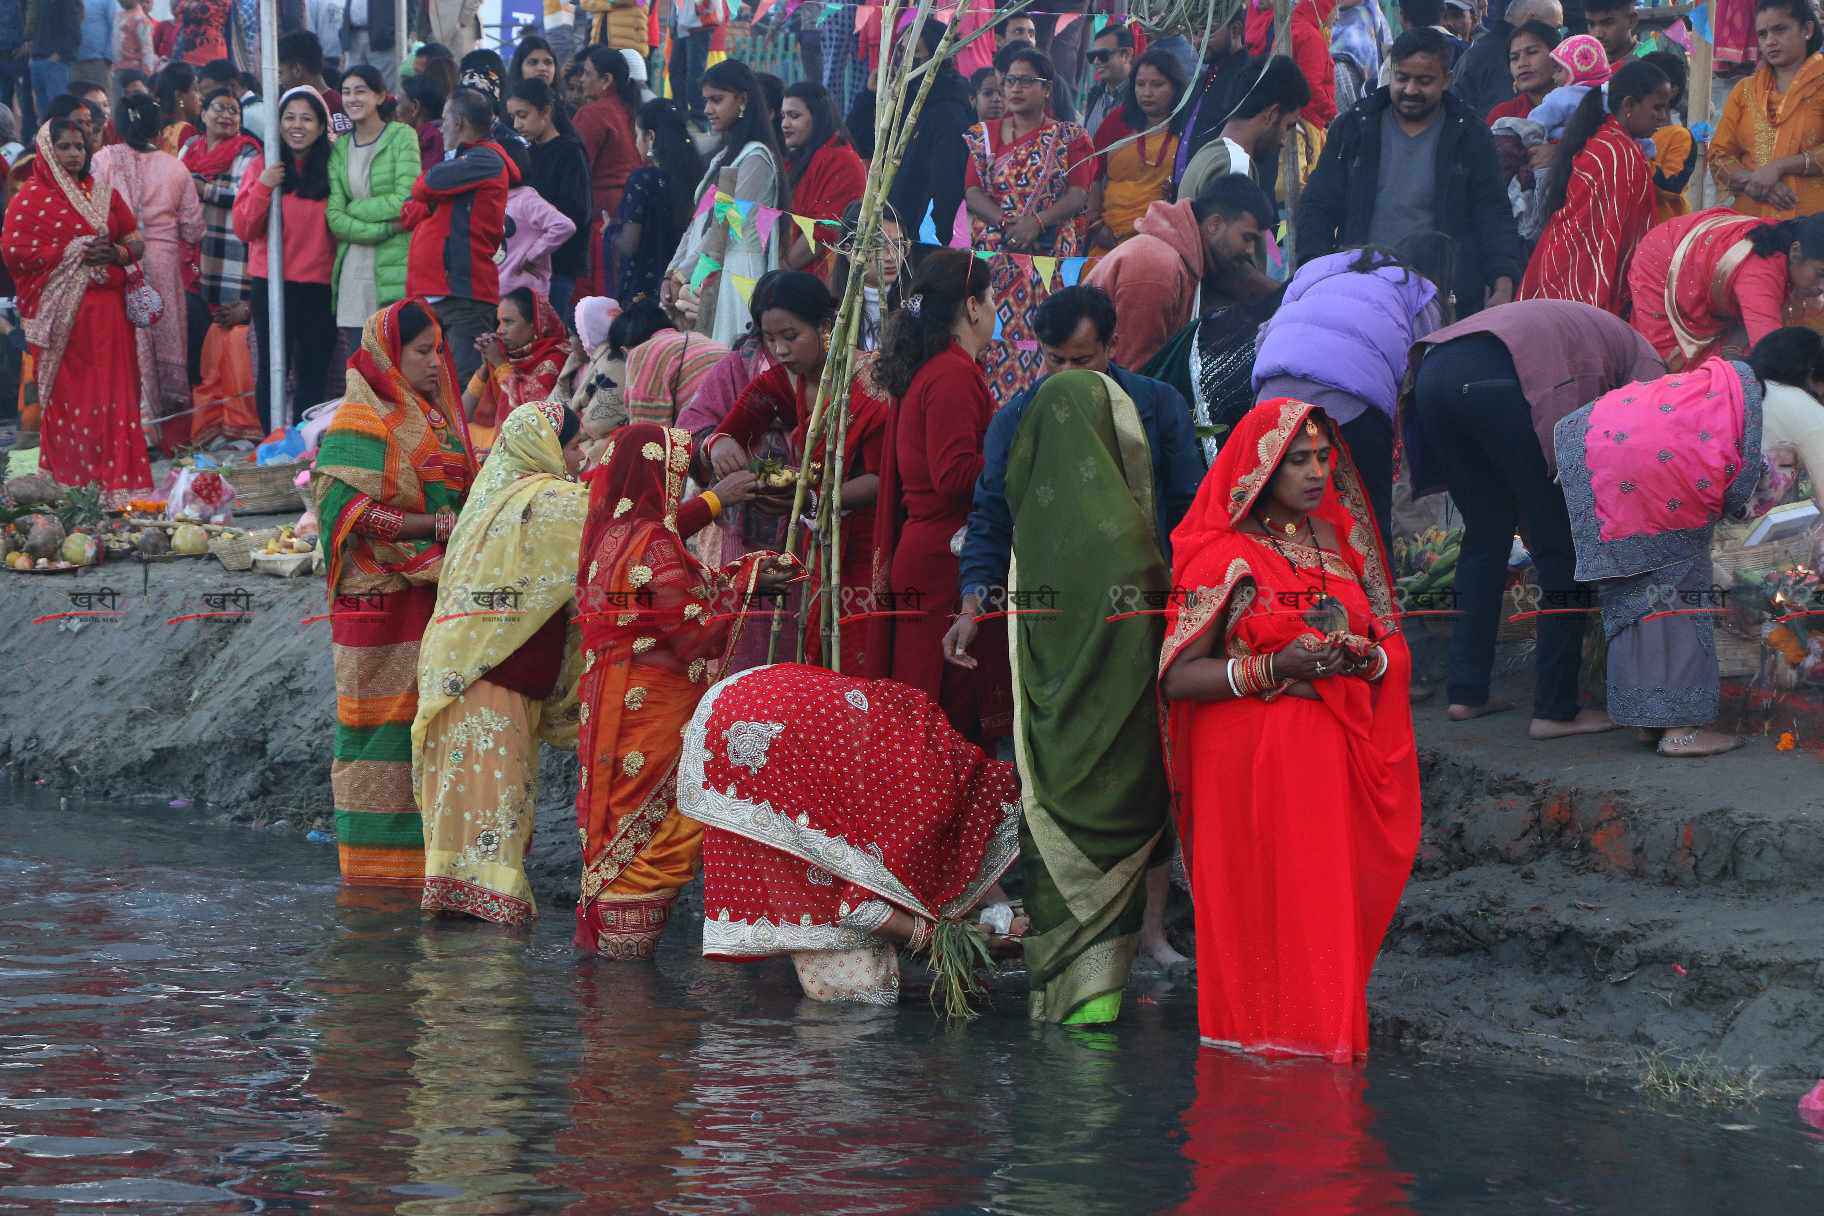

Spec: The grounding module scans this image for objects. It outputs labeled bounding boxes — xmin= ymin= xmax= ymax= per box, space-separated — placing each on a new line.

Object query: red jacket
xmin=401 ymin=138 xmax=519 ymax=305
xmin=572 ymin=93 xmax=642 ymax=218
xmin=1244 ymin=0 xmax=1338 ymax=129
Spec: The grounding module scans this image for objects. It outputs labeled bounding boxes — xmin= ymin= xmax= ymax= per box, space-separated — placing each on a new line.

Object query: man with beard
xmin=1297 ymin=27 xmax=1520 ymax=315
xmin=1085 ymin=172 xmax=1275 ymax=371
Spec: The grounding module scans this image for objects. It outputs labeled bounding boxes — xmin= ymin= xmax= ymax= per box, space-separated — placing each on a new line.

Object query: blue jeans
xmin=668 ymin=28 xmax=709 ymax=121
xmin=30 ymin=56 xmax=68 ymax=120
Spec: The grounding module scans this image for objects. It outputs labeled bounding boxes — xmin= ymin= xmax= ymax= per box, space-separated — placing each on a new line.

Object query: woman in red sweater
xmin=868 ymin=249 xmax=1009 ymax=742
xmin=232 ymin=84 xmax=336 ymax=430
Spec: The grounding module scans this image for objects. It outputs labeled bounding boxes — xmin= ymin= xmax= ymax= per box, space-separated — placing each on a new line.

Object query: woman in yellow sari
xmin=1710 ymin=0 xmax=1824 ymax=220
xmin=572 ymin=423 xmax=795 ymax=957
xmin=413 ymin=401 xmax=591 ymax=927
xmin=1086 ymin=48 xmax=1186 ymax=254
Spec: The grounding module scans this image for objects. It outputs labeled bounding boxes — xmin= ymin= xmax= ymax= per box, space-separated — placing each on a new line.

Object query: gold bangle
xmin=700 ymin=489 xmax=722 ymax=518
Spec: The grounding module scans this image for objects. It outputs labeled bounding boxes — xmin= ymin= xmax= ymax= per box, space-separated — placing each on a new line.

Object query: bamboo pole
xmin=760 ymin=0 xmax=1238 ymax=664
xmin=1686 ymin=25 xmax=1714 ymax=210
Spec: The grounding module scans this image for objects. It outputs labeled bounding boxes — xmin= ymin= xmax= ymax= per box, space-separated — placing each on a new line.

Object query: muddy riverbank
xmin=5 ymin=553 xmax=1823 ymax=1081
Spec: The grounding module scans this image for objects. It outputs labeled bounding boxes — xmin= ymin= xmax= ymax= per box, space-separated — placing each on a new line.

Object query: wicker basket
xmin=1713 ymin=534 xmax=1813 ymax=582
xmin=209 ymin=533 xmax=252 ymax=572
xmin=1497 ymin=582 xmax=1539 ymax=641
xmin=1717 ymin=630 xmax=1765 ymax=679
xmin=220 ymin=460 xmax=308 ymax=515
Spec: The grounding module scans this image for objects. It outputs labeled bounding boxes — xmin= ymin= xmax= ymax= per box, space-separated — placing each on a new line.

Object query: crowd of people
xmin=9 ymin=0 xmax=1824 ymax=1062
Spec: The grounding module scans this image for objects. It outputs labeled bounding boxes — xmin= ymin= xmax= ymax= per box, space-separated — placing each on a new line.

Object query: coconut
xmin=171 ymin=523 xmax=210 ymax=556
xmin=22 ymin=514 xmax=66 ymax=559
xmin=60 ymin=533 xmax=99 ymax=566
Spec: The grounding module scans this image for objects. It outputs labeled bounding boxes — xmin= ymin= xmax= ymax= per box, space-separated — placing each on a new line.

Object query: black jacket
xmin=888 ymin=68 xmax=973 ymax=248
xmin=529 ymin=133 xmax=592 ymax=278
xmin=1295 ymin=88 xmax=1522 ymax=313
xmin=27 ymin=0 xmax=79 ymax=61
xmin=1452 ymin=21 xmax=1517 ymax=120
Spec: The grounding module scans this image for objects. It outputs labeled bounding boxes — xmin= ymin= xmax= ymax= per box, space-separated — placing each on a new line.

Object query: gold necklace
xmin=1257 ymin=510 xmax=1304 ymax=538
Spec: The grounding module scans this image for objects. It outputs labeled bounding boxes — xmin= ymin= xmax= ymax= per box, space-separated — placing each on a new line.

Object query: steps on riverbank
xmin=1390 ymin=695 xmax=1824 ymax=1077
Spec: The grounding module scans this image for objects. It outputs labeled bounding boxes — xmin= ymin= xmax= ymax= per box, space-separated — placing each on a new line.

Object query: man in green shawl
xmin=1002 ymin=369 xmax=1173 ymax=1024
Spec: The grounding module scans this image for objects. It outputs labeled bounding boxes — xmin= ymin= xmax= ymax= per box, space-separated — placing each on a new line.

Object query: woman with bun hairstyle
xmin=868 ymin=249 xmax=1008 ymax=742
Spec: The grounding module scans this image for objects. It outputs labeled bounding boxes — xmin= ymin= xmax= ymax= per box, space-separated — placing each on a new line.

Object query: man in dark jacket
xmin=1297 ymin=27 xmax=1520 ymax=314
xmin=1451 ymin=0 xmax=1563 ymax=119
xmin=887 ymin=21 xmax=973 ymax=247
xmin=403 ymin=87 xmax=518 ymax=387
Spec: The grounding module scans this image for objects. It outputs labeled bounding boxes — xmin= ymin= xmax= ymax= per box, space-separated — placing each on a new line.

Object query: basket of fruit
xmin=752 ymin=457 xmax=821 ymax=491
xmin=1392 ymin=527 xmax=1461 ymax=634
xmin=250 ymin=524 xmax=318 ymax=577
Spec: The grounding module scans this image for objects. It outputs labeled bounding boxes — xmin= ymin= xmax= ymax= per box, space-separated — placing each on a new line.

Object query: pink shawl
xmin=1581 ymin=358 xmax=1747 ymax=541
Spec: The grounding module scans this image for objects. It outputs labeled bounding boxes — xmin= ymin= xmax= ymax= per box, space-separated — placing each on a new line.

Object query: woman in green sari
xmin=1005 ymin=369 xmax=1172 ymax=1025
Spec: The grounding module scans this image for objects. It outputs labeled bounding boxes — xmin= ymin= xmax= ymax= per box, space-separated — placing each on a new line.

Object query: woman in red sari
xmin=463 ymin=286 xmax=575 ymax=459
xmin=683 ymin=662 xmax=1021 ymax=1005
xmin=1 ymin=120 xmax=150 ymax=499
xmin=962 ymin=46 xmax=1096 ymax=405
xmin=868 ymin=250 xmax=1010 ymax=742
xmin=1521 ymin=60 xmax=1670 ymax=315
xmin=701 ymin=271 xmax=888 ymax=673
xmin=573 ymin=423 xmax=794 ymax=957
xmin=1159 ymin=398 xmax=1420 ymax=1061
xmin=779 ymin=82 xmax=865 ymax=284
xmin=1629 ymin=209 xmax=1824 ymax=368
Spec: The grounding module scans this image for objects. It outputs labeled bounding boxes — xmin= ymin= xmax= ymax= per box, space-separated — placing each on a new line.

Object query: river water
xmin=2 ymin=797 xmax=1821 ymax=1214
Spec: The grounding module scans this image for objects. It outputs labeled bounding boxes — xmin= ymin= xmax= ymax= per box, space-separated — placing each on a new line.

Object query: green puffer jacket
xmin=326 ymin=121 xmax=421 ymax=313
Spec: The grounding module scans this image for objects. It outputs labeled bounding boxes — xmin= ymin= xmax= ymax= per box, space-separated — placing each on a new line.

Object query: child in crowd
xmin=1528 ymin=33 xmax=1612 ymax=140
xmin=971 ymin=67 xmax=1003 ymax=124
xmin=1643 ymin=49 xmax=1696 ymax=223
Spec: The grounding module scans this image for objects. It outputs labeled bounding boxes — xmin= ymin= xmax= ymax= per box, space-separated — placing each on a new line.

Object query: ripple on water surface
xmin=2 ymin=798 xmax=1823 ymax=1214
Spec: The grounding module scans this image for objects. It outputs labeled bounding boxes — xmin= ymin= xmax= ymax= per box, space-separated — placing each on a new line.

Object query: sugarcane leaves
xmin=928 ymin=919 xmax=999 ymax=1022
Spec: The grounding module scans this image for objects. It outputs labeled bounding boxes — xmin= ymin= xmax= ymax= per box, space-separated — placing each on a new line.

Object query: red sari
xmin=868 ymin=341 xmax=1010 ymax=742
xmin=1160 ymin=398 xmax=1420 ymax=1061
xmin=1 ymin=128 xmax=150 ymax=497
xmin=684 ymin=662 xmax=1021 ymax=1003
xmin=713 ymin=354 xmax=888 ymax=673
xmin=786 ymin=136 xmax=866 ymax=283
xmin=467 ymin=291 xmax=573 ymax=454
xmin=1627 ymin=207 xmax=1791 ymax=368
xmin=573 ymin=423 xmax=789 ymax=957
xmin=1520 ymin=116 xmax=1655 ymax=316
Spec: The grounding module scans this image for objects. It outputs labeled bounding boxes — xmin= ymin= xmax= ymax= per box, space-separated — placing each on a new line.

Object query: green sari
xmin=1005 ymin=370 xmax=1171 ymax=1024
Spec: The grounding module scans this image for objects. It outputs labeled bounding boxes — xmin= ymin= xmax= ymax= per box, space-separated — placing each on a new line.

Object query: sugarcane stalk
xmin=827 ymin=375 xmax=853 ymax=669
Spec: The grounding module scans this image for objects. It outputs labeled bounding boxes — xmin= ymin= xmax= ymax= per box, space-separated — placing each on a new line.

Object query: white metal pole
xmin=260 ymin=0 xmax=288 ymax=430
xmin=397 ymin=0 xmax=410 ymax=76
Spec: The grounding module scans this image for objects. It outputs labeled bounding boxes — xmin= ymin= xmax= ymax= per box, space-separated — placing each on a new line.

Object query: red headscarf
xmin=477 ymin=290 xmax=576 ymax=427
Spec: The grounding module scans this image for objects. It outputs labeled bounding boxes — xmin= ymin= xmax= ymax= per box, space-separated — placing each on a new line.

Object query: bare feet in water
xmin=1656 ymin=727 xmax=1743 ymax=757
xmin=1141 ymin=935 xmax=1190 ymax=968
xmin=1448 ymin=701 xmax=1512 ymax=721
xmin=1528 ymin=708 xmax=1621 ymax=740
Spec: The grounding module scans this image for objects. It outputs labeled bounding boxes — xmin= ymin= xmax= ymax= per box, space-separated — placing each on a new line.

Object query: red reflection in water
xmin=1175 ymin=1049 xmax=1415 ymax=1214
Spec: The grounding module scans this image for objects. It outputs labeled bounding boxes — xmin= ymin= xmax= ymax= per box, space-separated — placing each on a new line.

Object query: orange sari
xmin=1708 ymin=53 xmax=1824 ymax=220
xmin=573 ymin=423 xmax=792 ymax=956
xmin=1160 ymin=398 xmax=1420 ymax=1061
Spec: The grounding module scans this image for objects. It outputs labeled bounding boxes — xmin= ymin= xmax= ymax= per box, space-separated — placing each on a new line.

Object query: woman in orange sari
xmin=1159 ymin=398 xmax=1420 ymax=1061
xmin=1 ymin=120 xmax=150 ymax=499
xmin=463 ymin=286 xmax=575 ymax=458
xmin=573 ymin=423 xmax=795 ymax=957
xmin=1628 ymin=209 xmax=1824 ymax=368
xmin=1086 ymin=48 xmax=1186 ymax=254
xmin=700 ymin=271 xmax=889 ymax=673
xmin=1709 ymin=0 xmax=1824 ymax=220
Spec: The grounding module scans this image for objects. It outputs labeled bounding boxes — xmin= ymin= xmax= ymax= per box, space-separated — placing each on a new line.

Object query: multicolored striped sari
xmin=313 ymin=299 xmax=476 ymax=887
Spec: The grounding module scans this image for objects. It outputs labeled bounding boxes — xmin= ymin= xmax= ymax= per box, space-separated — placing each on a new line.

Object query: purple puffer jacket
xmin=1251 ymin=251 xmax=1440 ymax=416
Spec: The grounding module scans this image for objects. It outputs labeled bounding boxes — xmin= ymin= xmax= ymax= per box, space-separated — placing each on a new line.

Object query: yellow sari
xmin=412 ymin=402 xmax=587 ymax=925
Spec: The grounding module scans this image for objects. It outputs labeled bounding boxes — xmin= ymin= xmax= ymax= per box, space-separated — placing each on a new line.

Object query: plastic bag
xmin=164 ymin=466 xmax=237 ymax=524
xmin=256 ymin=426 xmax=309 ymax=465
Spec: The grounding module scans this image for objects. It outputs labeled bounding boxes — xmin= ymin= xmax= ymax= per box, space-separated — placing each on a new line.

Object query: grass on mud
xmin=1632 ymin=1050 xmax=1770 ymax=1108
